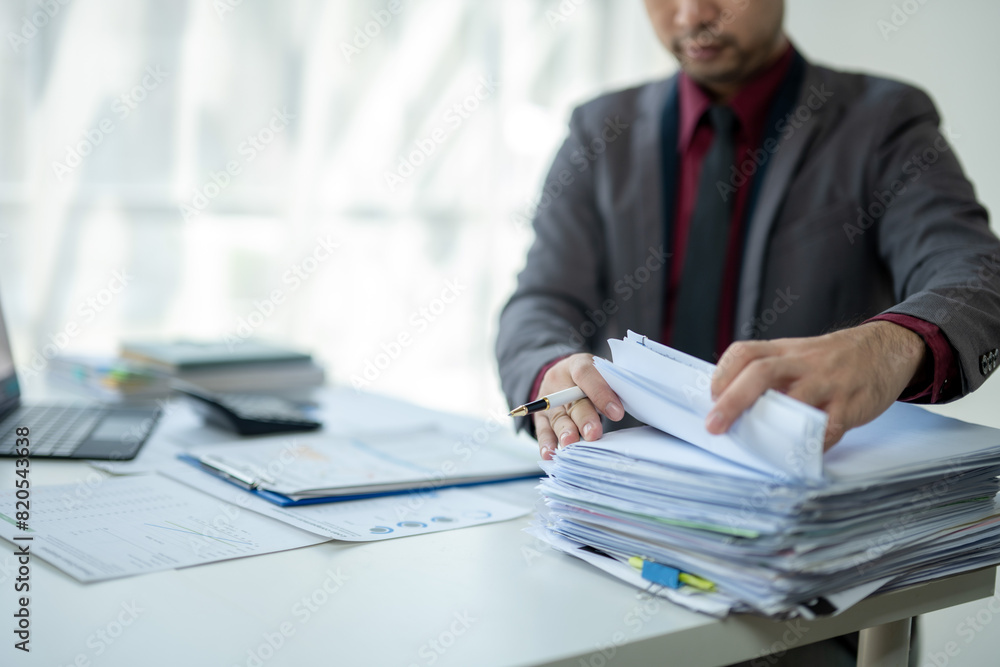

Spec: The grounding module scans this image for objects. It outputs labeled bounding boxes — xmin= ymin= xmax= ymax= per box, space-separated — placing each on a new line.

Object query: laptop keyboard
xmin=0 ymin=405 xmax=103 ymax=457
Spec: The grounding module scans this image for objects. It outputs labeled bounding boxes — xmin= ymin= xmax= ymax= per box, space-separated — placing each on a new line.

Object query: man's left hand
xmin=707 ymin=321 xmax=928 ymax=450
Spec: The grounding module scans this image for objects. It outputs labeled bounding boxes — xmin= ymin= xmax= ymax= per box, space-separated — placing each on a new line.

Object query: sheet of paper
xmin=161 ymin=461 xmax=532 ymax=541
xmin=567 ymin=422 xmax=773 ymax=482
xmin=0 ymin=474 xmax=328 ymax=582
xmin=596 ymin=332 xmax=827 ymax=481
xmin=825 ymin=402 xmax=1000 ymax=482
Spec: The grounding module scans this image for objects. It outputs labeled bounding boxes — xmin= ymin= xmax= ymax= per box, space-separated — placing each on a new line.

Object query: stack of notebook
xmin=531 ymin=332 xmax=1000 ymax=618
xmin=48 ymin=355 xmax=172 ymax=401
xmin=120 ymin=339 xmax=325 ymax=393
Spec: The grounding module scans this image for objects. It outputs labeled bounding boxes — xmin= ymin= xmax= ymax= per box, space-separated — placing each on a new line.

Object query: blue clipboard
xmin=177 ymin=453 xmax=540 ymax=507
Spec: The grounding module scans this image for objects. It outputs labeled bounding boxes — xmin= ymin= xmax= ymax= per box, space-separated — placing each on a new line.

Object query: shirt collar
xmin=677 ymin=43 xmax=795 ymax=153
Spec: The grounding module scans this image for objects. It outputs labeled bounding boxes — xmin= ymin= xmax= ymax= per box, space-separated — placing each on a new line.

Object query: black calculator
xmin=173 ymin=383 xmax=323 ymax=436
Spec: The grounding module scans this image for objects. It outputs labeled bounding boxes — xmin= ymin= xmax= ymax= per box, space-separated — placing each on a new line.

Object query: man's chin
xmin=674 ymin=46 xmax=742 ymax=81
xmin=680 ymin=61 xmax=745 ymax=87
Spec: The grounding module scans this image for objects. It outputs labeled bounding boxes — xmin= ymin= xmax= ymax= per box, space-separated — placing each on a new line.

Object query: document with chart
xmin=0 ymin=474 xmax=328 ymax=582
xmin=0 ymin=470 xmax=534 ymax=582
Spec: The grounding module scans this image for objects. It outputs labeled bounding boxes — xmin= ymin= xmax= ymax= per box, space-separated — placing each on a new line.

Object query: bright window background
xmin=1 ymin=0 xmax=997 ymax=420
xmin=0 ymin=0 xmax=671 ymax=412
xmin=2 ymin=1 xmax=1000 ymax=662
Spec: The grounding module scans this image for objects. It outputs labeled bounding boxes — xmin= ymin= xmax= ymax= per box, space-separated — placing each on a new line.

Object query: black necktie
xmin=671 ymin=105 xmax=738 ymax=362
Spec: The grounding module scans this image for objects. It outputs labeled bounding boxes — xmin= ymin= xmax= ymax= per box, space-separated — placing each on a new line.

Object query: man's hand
xmin=707 ymin=321 xmax=928 ymax=450
xmin=533 ymin=353 xmax=625 ymax=460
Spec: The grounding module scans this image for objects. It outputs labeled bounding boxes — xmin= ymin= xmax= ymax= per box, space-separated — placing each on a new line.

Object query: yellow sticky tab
xmin=628 ymin=556 xmax=644 ymax=570
xmin=679 ymin=573 xmax=716 ymax=592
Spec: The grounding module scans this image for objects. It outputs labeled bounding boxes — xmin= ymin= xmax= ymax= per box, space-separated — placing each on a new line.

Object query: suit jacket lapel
xmin=734 ymin=63 xmax=836 ymax=340
xmin=629 ymin=77 xmax=677 ymax=337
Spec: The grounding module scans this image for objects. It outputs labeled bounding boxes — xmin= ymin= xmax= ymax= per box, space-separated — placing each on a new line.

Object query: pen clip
xmin=197 ymin=455 xmax=260 ymax=490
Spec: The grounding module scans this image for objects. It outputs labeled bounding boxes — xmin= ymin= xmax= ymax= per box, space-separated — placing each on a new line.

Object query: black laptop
xmin=0 ymin=297 xmax=161 ymax=460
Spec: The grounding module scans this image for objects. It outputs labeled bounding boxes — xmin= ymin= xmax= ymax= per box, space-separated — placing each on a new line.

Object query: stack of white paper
xmin=531 ymin=332 xmax=1000 ymax=618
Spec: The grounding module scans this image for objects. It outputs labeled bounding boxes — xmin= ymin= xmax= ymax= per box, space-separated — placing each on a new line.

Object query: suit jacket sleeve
xmin=496 ymin=106 xmax=608 ymax=428
xmin=871 ymin=85 xmax=1000 ymax=397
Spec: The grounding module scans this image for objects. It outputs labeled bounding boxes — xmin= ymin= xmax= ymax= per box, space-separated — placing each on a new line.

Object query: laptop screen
xmin=0 ymin=297 xmax=22 ymax=414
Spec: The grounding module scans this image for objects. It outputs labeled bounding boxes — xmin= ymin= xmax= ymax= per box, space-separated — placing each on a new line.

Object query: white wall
xmin=787 ymin=0 xmax=1000 ymax=235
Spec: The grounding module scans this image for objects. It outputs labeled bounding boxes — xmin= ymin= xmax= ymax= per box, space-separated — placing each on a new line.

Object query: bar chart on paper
xmin=0 ymin=474 xmax=328 ymax=582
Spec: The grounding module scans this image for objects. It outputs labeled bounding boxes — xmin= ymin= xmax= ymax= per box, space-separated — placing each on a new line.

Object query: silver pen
xmin=196 ymin=455 xmax=262 ymax=490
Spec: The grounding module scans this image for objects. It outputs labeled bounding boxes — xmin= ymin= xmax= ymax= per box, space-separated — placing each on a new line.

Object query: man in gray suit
xmin=497 ymin=0 xmax=1000 ymax=467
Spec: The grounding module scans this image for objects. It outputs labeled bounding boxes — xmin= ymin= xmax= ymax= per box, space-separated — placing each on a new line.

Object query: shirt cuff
xmin=867 ymin=313 xmax=960 ymax=403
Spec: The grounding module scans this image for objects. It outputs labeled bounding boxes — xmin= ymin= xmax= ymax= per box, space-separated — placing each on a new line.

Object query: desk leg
xmin=857 ymin=617 xmax=911 ymax=667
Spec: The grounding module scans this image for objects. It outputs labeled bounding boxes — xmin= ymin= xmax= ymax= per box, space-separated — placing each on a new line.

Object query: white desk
xmin=0 ymin=393 xmax=995 ymax=667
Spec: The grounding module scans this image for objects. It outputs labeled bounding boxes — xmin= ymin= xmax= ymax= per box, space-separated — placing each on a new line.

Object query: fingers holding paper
xmin=706 ymin=321 xmax=927 ymax=450
xmin=533 ymin=353 xmax=625 ymax=460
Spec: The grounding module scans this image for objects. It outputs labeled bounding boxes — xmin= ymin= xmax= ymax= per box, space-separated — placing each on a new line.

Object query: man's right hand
xmin=533 ymin=353 xmax=625 ymax=460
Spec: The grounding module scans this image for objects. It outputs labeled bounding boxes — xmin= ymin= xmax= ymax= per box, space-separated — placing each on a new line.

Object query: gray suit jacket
xmin=496 ymin=57 xmax=1000 ymax=432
